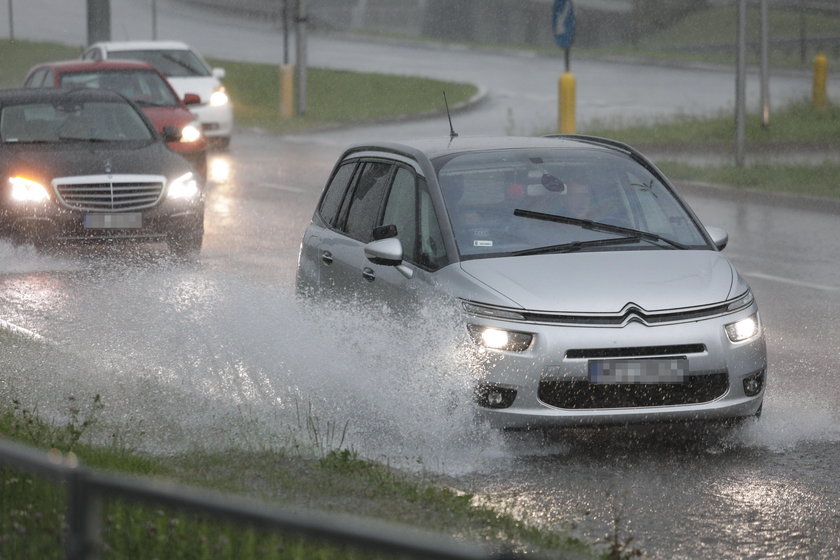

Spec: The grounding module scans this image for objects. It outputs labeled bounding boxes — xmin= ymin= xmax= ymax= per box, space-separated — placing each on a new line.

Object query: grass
xmin=582 ymin=100 xmax=840 ymax=199
xmin=0 ymin=389 xmax=596 ymax=559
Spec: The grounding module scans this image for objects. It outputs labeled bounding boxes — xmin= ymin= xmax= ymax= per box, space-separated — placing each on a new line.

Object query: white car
xmin=82 ymin=40 xmax=233 ymax=148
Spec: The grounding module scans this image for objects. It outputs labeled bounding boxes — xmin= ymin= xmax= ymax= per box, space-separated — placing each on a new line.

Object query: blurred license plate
xmin=84 ymin=213 xmax=142 ymax=229
xmin=589 ymin=358 xmax=687 ymax=384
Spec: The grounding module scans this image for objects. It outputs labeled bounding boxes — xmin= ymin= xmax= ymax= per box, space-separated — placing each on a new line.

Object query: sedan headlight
xmin=725 ymin=313 xmax=761 ymax=343
xmin=167 ymin=172 xmax=200 ymax=200
xmin=180 ymin=120 xmax=203 ymax=143
xmin=209 ymin=87 xmax=229 ymax=107
xmin=10 ymin=176 xmax=50 ymax=203
xmin=467 ymin=324 xmax=534 ymax=352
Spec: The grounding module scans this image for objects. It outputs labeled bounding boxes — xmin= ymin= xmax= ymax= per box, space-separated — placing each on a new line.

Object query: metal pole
xmin=86 ymin=0 xmax=111 ymax=45
xmin=760 ymin=0 xmax=769 ymax=128
xmin=799 ymin=0 xmax=806 ymax=65
xmin=66 ymin=470 xmax=102 ymax=560
xmin=283 ymin=0 xmax=289 ymax=65
xmin=735 ymin=0 xmax=747 ymax=168
xmin=7 ymin=0 xmax=13 ymax=41
xmin=152 ymin=0 xmax=157 ymax=40
xmin=295 ymin=0 xmax=307 ymax=115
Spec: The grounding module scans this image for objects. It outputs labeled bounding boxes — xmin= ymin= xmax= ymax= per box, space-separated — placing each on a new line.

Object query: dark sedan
xmin=0 ymin=88 xmax=204 ymax=257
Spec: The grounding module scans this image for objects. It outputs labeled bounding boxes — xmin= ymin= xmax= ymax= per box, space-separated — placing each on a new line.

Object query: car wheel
xmin=168 ymin=232 xmax=203 ymax=259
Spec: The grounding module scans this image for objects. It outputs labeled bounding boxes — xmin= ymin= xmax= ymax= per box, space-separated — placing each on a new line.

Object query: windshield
xmin=437 ymin=147 xmax=709 ymax=258
xmin=59 ymin=69 xmax=180 ymax=107
xmin=111 ymin=49 xmax=211 ymax=77
xmin=0 ymin=99 xmax=154 ymax=143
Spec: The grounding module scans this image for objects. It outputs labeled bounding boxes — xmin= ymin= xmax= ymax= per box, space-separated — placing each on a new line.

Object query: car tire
xmin=168 ymin=232 xmax=203 ymax=259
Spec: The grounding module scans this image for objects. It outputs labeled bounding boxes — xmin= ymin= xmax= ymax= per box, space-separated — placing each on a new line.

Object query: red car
xmin=24 ymin=59 xmax=207 ymax=178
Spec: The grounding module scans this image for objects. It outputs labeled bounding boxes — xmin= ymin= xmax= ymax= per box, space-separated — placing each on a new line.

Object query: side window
xmin=344 ymin=162 xmax=393 ymax=242
xmin=83 ymin=49 xmax=102 ymax=61
xmin=417 ymin=178 xmax=447 ymax=270
xmin=382 ymin=167 xmax=418 ymax=263
xmin=24 ymin=69 xmax=46 ymax=88
xmin=318 ymin=162 xmax=355 ymax=228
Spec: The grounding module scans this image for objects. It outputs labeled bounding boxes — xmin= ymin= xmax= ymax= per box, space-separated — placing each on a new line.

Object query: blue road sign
xmin=552 ymin=0 xmax=575 ymax=50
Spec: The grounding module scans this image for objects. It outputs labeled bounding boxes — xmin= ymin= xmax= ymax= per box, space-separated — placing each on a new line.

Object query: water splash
xmin=1 ymin=251 xmax=503 ymax=474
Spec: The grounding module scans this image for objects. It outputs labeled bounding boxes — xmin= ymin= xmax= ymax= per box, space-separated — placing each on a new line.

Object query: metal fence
xmin=0 ymin=438 xmax=524 ymax=560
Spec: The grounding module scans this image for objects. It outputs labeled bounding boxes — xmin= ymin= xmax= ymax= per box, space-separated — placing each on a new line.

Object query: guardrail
xmin=0 ymin=438 xmax=524 ymax=560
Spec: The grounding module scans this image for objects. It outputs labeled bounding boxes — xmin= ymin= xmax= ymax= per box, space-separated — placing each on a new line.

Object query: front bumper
xmin=191 ymin=103 xmax=233 ymax=139
xmin=470 ymin=305 xmax=767 ymax=429
xmin=4 ymin=184 xmax=203 ymax=247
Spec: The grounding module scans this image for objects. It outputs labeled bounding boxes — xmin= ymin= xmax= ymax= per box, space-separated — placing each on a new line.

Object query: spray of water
xmin=2 ymin=241 xmax=837 ymax=476
xmin=0 ymin=242 xmax=505 ymax=474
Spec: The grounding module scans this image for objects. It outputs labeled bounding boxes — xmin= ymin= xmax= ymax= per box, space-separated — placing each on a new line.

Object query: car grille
xmin=463 ymin=299 xmax=751 ymax=327
xmin=538 ymin=372 xmax=729 ymax=409
xmin=53 ymin=174 xmax=166 ymax=211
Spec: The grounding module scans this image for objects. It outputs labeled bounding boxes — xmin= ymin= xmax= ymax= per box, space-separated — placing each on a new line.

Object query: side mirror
xmin=705 ymin=226 xmax=728 ymax=251
xmin=212 ymin=67 xmax=226 ymax=79
xmin=183 ymin=93 xmax=201 ymax=106
xmin=364 ymin=237 xmax=414 ymax=279
xmin=162 ymin=125 xmax=182 ymax=143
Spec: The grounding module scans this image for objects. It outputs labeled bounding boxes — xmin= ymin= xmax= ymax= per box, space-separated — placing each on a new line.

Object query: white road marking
xmin=744 ymin=272 xmax=839 ymax=292
xmin=0 ymin=319 xmax=44 ymax=340
xmin=258 ymin=183 xmax=305 ymax=193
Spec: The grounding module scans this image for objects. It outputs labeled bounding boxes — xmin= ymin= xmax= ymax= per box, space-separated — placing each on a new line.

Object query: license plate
xmin=83 ymin=213 xmax=142 ymax=229
xmin=588 ymin=358 xmax=687 ymax=384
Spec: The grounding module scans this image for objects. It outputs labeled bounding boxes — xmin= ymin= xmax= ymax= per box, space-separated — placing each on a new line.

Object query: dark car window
xmin=111 ymin=49 xmax=211 ymax=77
xmin=382 ymin=167 xmax=418 ymax=261
xmin=381 ymin=168 xmax=447 ymax=271
xmin=59 ymin=69 xmax=180 ymax=107
xmin=24 ymin=68 xmax=48 ymax=88
xmin=344 ymin=162 xmax=393 ymax=243
xmin=438 ymin=148 xmax=709 ymax=258
xmin=1 ymin=101 xmax=154 ymax=143
xmin=82 ymin=48 xmax=102 ymax=61
xmin=318 ymin=162 xmax=356 ymax=228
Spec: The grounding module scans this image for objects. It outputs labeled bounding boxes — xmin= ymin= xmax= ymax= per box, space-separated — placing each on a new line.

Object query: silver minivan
xmin=295 ymin=135 xmax=766 ymax=429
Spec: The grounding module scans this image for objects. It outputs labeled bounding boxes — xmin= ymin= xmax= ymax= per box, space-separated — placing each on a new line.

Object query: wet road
xmin=3 ymin=2 xmax=840 ymax=558
xmin=3 ymin=131 xmax=839 ymax=560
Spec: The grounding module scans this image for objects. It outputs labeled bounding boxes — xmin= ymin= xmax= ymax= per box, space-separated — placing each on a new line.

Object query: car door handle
xmin=362 ymin=267 xmax=376 ymax=282
xmin=320 ymin=251 xmax=333 ymax=265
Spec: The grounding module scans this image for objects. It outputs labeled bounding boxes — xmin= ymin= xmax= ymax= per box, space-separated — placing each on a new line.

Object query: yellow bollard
xmin=279 ymin=64 xmax=295 ymax=119
xmin=813 ymin=53 xmax=828 ymax=110
xmin=558 ymin=71 xmax=576 ymax=134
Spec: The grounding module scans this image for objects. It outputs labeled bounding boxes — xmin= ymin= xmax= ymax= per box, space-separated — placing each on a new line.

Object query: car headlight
xmin=167 ymin=172 xmax=200 ymax=200
xmin=209 ymin=87 xmax=229 ymax=107
xmin=180 ymin=121 xmax=203 ymax=143
xmin=10 ymin=176 xmax=50 ymax=203
xmin=467 ymin=324 xmax=533 ymax=352
xmin=725 ymin=313 xmax=761 ymax=343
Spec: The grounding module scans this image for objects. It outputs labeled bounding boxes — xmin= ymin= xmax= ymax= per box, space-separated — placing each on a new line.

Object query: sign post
xmin=552 ymin=0 xmax=576 ymax=133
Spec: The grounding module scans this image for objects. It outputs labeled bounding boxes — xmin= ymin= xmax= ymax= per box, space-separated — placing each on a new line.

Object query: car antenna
xmin=443 ymin=91 xmax=458 ymax=140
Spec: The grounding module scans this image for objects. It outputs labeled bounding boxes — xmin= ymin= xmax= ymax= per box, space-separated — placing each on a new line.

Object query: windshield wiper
xmin=513 ymin=209 xmax=688 ymax=250
xmin=58 ymin=136 xmax=110 ymax=143
xmin=132 ymin=99 xmax=169 ymax=107
xmin=511 ymin=236 xmax=643 ymax=256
